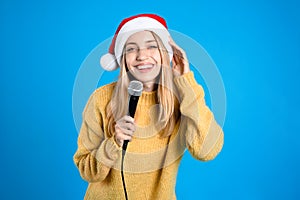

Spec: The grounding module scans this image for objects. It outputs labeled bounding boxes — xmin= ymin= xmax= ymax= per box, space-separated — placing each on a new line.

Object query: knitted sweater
xmin=73 ymin=72 xmax=224 ymax=200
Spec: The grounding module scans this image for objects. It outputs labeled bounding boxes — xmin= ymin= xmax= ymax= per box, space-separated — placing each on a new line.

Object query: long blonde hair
xmin=106 ymin=31 xmax=180 ymax=137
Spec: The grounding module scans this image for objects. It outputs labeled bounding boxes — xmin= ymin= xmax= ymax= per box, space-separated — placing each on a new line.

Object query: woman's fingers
xmin=115 ymin=126 xmax=133 ymax=147
xmin=169 ymin=37 xmax=187 ymax=59
xmin=116 ymin=116 xmax=136 ymax=132
xmin=121 ymin=115 xmax=135 ymax=123
xmin=168 ymin=36 xmax=190 ymax=76
xmin=115 ymin=127 xmax=133 ymax=140
xmin=116 ymin=123 xmax=135 ymax=136
xmin=114 ymin=115 xmax=136 ymax=146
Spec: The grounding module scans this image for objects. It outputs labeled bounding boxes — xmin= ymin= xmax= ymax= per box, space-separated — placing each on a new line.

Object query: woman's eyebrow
xmin=145 ymin=40 xmax=157 ymax=43
xmin=126 ymin=40 xmax=157 ymax=45
xmin=126 ymin=42 xmax=137 ymax=46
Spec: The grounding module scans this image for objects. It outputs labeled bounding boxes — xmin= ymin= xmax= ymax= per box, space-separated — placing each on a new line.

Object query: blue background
xmin=1 ymin=0 xmax=299 ymax=199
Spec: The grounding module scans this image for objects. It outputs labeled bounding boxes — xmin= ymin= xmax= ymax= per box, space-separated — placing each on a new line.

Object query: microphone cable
xmin=121 ymin=144 xmax=129 ymax=200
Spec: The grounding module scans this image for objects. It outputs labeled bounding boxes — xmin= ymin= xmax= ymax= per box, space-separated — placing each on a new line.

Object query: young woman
xmin=74 ymin=14 xmax=224 ymax=200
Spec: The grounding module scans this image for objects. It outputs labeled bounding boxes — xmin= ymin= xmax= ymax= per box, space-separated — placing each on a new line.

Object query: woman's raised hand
xmin=114 ymin=115 xmax=136 ymax=147
xmin=169 ymin=37 xmax=190 ymax=77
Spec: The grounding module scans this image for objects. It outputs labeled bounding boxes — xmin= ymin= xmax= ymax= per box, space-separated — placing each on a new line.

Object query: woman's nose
xmin=136 ymin=48 xmax=148 ymax=60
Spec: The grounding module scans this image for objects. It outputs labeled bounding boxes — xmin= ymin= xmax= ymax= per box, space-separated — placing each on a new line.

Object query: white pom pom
xmin=100 ymin=53 xmax=118 ymax=71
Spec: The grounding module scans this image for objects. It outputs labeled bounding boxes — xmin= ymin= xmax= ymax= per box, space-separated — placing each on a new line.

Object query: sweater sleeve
xmin=174 ymin=71 xmax=224 ymax=161
xmin=73 ymin=91 xmax=122 ymax=182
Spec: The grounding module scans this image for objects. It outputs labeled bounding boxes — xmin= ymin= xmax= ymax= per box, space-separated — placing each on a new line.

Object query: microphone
xmin=122 ymin=80 xmax=143 ymax=151
xmin=121 ymin=80 xmax=143 ymax=200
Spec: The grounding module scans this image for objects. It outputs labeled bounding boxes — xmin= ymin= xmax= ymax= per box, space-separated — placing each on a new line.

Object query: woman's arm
xmin=73 ymin=92 xmax=121 ymax=182
xmin=169 ymin=37 xmax=223 ymax=161
xmin=174 ymin=72 xmax=224 ymax=161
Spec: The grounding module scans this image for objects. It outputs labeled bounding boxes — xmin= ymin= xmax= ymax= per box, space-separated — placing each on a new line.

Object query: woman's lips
xmin=136 ymin=64 xmax=154 ymax=73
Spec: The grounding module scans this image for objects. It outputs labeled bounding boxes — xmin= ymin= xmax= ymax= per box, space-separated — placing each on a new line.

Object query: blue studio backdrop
xmin=0 ymin=0 xmax=299 ymax=199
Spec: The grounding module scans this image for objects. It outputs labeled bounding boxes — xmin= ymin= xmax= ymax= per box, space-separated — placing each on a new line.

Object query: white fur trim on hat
xmin=100 ymin=53 xmax=118 ymax=71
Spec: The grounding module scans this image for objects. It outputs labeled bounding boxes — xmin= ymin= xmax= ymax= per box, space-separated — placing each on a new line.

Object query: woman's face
xmin=124 ymin=31 xmax=162 ymax=85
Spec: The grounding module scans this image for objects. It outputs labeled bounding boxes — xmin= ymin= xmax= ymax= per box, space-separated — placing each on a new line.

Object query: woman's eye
xmin=126 ymin=47 xmax=137 ymax=53
xmin=148 ymin=45 xmax=158 ymax=49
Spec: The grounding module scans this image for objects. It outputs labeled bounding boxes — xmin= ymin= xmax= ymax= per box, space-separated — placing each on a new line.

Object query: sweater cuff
xmin=174 ymin=71 xmax=197 ymax=93
xmin=96 ymin=137 xmax=122 ymax=167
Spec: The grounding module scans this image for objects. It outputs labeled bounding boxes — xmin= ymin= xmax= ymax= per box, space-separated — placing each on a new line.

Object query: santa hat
xmin=100 ymin=14 xmax=173 ymax=71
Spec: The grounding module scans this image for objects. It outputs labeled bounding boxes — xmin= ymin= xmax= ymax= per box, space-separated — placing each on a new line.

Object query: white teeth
xmin=137 ymin=65 xmax=153 ymax=70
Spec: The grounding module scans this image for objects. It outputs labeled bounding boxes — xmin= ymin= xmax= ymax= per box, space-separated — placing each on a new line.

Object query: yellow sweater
xmin=73 ymin=72 xmax=224 ymax=200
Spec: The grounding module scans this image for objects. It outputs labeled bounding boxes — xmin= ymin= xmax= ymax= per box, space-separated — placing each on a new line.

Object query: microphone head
xmin=128 ymin=80 xmax=143 ymax=96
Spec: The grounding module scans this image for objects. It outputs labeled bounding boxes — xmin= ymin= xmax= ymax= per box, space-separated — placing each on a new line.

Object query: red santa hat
xmin=100 ymin=14 xmax=173 ymax=71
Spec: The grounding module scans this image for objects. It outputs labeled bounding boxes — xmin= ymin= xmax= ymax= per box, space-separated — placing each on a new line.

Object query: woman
xmin=74 ymin=14 xmax=224 ymax=200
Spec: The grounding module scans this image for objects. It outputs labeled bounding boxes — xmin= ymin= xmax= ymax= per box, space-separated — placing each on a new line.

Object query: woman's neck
xmin=143 ymin=81 xmax=158 ymax=92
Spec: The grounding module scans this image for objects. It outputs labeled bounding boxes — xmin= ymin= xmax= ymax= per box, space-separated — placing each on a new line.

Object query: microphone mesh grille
xmin=128 ymin=80 xmax=143 ymax=96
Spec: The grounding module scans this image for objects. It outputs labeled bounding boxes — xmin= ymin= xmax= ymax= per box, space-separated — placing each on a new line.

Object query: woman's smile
xmin=135 ymin=63 xmax=155 ymax=73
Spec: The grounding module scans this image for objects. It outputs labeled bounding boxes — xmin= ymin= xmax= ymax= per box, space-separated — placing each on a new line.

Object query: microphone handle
xmin=122 ymin=95 xmax=140 ymax=151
